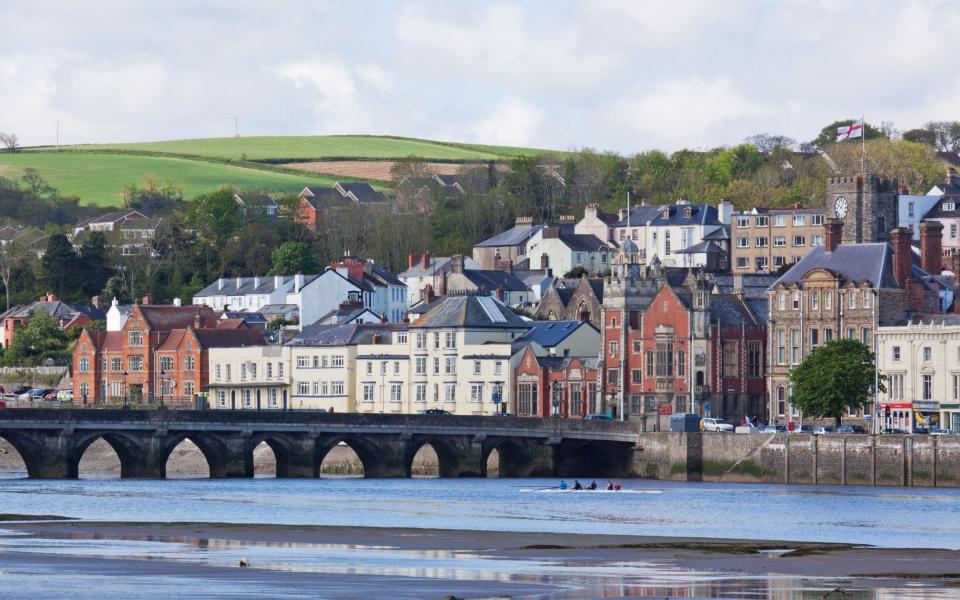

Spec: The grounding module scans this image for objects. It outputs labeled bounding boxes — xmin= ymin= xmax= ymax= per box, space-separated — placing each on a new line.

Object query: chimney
xmin=898 ymin=184 xmax=909 ymax=195
xmin=515 ymin=216 xmax=533 ymax=226
xmin=217 ymin=278 xmax=225 ymax=290
xmin=438 ymin=270 xmax=448 ymax=295
xmin=718 ymin=198 xmax=733 ymax=226
xmin=194 ymin=311 xmax=205 ymax=329
xmin=254 ymin=276 xmax=261 ymax=288
xmin=91 ymin=295 xmax=101 ymax=309
xmin=618 ymin=208 xmax=628 ymax=220
xmin=294 ymin=272 xmax=304 ymax=293
xmin=559 ymin=215 xmax=574 ymax=223
xmin=824 ymin=219 xmax=843 ymax=253
xmin=543 ymin=226 xmax=560 ymax=239
xmin=372 ymin=332 xmax=383 ymax=344
xmin=274 ymin=275 xmax=282 ymax=288
xmin=236 ymin=277 xmax=242 ymax=289
xmin=173 ymin=297 xmax=182 ymax=307
xmin=407 ymin=253 xmax=419 ymax=269
xmin=421 ymin=252 xmax=430 ymax=270
xmin=585 ymin=204 xmax=598 ymax=219
xmin=919 ymin=220 xmax=943 ymax=276
xmin=424 ymin=283 xmax=435 ymax=305
xmin=891 ymin=227 xmax=914 ymax=287
xmin=142 ymin=293 xmax=153 ymax=305
xmin=451 ymin=255 xmax=464 ymax=274
xmin=948 ymin=167 xmax=958 ymax=186
xmin=495 ymin=284 xmax=504 ymax=301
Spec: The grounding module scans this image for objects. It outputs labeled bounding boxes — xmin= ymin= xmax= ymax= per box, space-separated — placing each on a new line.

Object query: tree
xmin=270 ymin=241 xmax=319 ymax=275
xmin=810 ymin=120 xmax=888 ymax=149
xmin=0 ymin=240 xmax=22 ymax=310
xmin=78 ymin=231 xmax=113 ymax=298
xmin=41 ymin=234 xmax=82 ymax=300
xmin=4 ymin=310 xmax=70 ymax=367
xmin=903 ymin=128 xmax=937 ymax=147
xmin=0 ymin=132 xmax=18 ymax=152
xmin=790 ymin=339 xmax=886 ymax=428
xmin=564 ymin=266 xmax=589 ymax=278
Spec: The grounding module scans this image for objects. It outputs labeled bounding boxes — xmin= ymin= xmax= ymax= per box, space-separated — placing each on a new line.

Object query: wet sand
xmin=4 ymin=520 xmax=960 ymax=598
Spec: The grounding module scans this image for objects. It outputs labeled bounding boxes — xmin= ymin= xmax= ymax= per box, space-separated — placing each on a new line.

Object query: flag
xmin=836 ymin=120 xmax=864 ymax=142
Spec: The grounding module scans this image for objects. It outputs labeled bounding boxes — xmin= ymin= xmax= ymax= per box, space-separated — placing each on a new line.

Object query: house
xmin=315 ymin=300 xmax=381 ymax=325
xmin=574 ymin=204 xmax=619 ymax=244
xmin=513 ymin=347 xmax=601 ymax=417
xmin=434 ymin=255 xmax=530 ymax=307
xmin=206 ymin=344 xmax=290 ymax=410
xmin=71 ymin=303 xmax=260 ymax=405
xmin=525 ymin=221 xmax=610 ymax=275
xmin=534 ymin=277 xmax=604 ymax=329
xmin=510 ymin=320 xmax=601 ymax=360
xmin=296 ymin=182 xmax=391 ymax=230
xmin=398 ymin=253 xmax=481 ymax=307
xmin=0 ymin=294 xmax=106 ymax=349
xmin=644 ymin=200 xmax=727 ymax=269
xmin=0 ymin=226 xmax=48 ymax=257
xmin=72 ymin=211 xmax=149 ymax=237
xmin=233 ymin=193 xmax=280 ymax=218
xmin=610 ymin=203 xmax=665 ymax=254
xmin=472 ymin=217 xmax=543 ymax=270
xmin=731 ymin=206 xmax=827 ymax=273
xmin=923 ymin=168 xmax=960 ymax=274
xmin=766 ymin=218 xmax=951 ymax=424
xmin=219 ymin=312 xmax=268 ymax=329
xmin=875 ymin=316 xmax=960 ymax=433
xmin=331 ymin=257 xmax=407 ymax=323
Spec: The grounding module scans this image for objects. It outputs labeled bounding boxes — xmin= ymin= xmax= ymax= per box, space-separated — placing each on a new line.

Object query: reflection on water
xmin=0 ymin=531 xmax=952 ymax=599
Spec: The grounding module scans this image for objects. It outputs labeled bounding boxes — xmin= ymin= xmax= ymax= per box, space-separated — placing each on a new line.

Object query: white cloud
xmin=466 ymin=98 xmax=545 ymax=147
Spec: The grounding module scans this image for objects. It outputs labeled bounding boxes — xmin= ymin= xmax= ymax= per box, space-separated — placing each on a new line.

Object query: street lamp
xmin=159 ymin=369 xmax=166 ymax=407
xmin=122 ymin=370 xmax=128 ymax=406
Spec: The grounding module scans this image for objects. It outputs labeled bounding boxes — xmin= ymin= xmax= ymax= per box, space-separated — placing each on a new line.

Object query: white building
xmin=899 ymin=194 xmax=941 ymax=239
xmin=207 ymin=345 xmax=291 ymax=410
xmin=398 ymin=254 xmax=481 ymax=307
xmin=525 ymin=224 xmax=610 ymax=276
xmin=876 ymin=316 xmax=960 ymax=432
xmin=645 ymin=201 xmax=728 ymax=268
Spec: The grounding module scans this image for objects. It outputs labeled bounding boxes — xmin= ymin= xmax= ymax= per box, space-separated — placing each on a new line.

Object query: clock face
xmin=835 ymin=196 xmax=848 ymax=219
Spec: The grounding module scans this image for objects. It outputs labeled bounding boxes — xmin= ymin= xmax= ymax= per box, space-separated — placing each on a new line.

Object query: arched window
xmin=811 ymin=290 xmax=819 ymax=310
xmin=776 ymin=386 xmax=785 ymax=416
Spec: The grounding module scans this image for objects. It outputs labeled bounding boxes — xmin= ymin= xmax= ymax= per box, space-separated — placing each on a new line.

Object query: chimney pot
xmin=142 ymin=293 xmax=153 ymax=305
xmin=438 ymin=270 xmax=448 ymax=296
xmin=217 ymin=278 xmax=225 ymax=290
xmin=173 ymin=297 xmax=181 ymax=307
xmin=891 ymin=227 xmax=914 ymax=287
xmin=919 ymin=220 xmax=943 ymax=276
xmin=451 ymin=255 xmax=464 ymax=274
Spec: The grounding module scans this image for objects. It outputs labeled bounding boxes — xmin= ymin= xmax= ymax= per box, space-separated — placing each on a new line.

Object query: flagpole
xmin=861 ymin=115 xmax=866 ymax=173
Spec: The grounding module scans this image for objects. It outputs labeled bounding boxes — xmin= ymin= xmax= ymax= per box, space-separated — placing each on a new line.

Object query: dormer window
xmin=683 ymin=207 xmax=692 ymax=218
xmin=661 ymin=208 xmax=670 ymax=218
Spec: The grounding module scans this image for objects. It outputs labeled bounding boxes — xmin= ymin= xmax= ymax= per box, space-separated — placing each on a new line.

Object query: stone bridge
xmin=0 ymin=410 xmax=639 ymax=479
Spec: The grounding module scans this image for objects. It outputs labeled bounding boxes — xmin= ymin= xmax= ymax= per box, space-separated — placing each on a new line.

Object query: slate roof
xmin=3 ymin=300 xmax=105 ymax=322
xmin=364 ymin=262 xmax=405 ymax=287
xmin=194 ymin=275 xmax=319 ymax=298
xmin=475 ymin=223 xmax=544 ymax=248
xmin=770 ymin=244 xmax=905 ymax=289
xmin=926 ymin=196 xmax=960 ymax=218
xmin=194 ymin=328 xmax=265 ymax=348
xmin=221 ymin=312 xmax=268 ymax=326
xmin=648 ymin=204 xmax=720 ymax=227
xmin=138 ymin=305 xmax=219 ymax=331
xmin=711 ymin=274 xmax=779 ymax=300
xmin=674 ymin=240 xmax=726 ymax=254
xmin=301 ymin=187 xmax=346 ymax=210
xmin=538 ymin=356 xmax=601 ymax=371
xmin=702 ymin=226 xmax=730 ymax=241
xmin=410 ymin=295 xmax=529 ymax=329
xmin=614 ymin=205 xmax=665 ymax=227
xmin=317 ymin=306 xmax=378 ymax=324
xmin=553 ymin=230 xmax=608 ymax=252
xmin=745 ymin=299 xmax=769 ymax=325
xmin=287 ymin=323 xmax=396 ymax=346
xmin=234 ymin=193 xmax=277 ymax=207
xmin=337 ymin=182 xmax=390 ymax=204
xmin=708 ymin=295 xmax=760 ymax=327
xmin=513 ymin=320 xmax=596 ymax=348
xmin=259 ymin=304 xmax=299 ymax=318
xmin=460 ymin=269 xmax=529 ymax=292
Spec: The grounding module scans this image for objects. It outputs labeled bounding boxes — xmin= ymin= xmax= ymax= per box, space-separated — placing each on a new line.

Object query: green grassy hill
xmin=0 ymin=152 xmax=332 ymax=207
xmin=52 ymin=135 xmax=561 ymax=162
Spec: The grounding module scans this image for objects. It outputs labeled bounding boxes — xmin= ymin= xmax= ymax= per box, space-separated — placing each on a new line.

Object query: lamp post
xmin=159 ymin=368 xmax=166 ymax=407
xmin=122 ymin=370 xmax=128 ymax=406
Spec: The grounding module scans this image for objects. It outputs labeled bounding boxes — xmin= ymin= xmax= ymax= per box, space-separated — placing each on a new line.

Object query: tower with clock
xmin=826 ymin=173 xmax=898 ymax=244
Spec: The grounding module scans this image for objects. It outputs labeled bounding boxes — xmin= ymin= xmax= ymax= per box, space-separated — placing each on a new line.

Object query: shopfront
xmin=880 ymin=402 xmax=912 ymax=431
xmin=913 ymin=401 xmax=940 ymax=432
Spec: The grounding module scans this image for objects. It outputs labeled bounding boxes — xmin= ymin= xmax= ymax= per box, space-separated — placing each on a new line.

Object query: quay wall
xmin=631 ymin=432 xmax=960 ymax=487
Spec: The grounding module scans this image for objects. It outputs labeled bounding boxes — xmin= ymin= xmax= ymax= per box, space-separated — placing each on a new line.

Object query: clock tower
xmin=826 ymin=173 xmax=898 ymax=244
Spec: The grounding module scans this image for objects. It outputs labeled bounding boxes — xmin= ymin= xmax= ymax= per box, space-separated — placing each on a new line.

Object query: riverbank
xmin=2 ymin=521 xmax=960 ymax=598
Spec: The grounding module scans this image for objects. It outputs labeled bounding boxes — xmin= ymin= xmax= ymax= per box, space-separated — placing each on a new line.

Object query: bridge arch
xmin=248 ymin=434 xmax=296 ymax=478
xmin=483 ymin=439 xmax=537 ymax=478
xmin=72 ymin=432 xmax=145 ymax=479
xmin=407 ymin=437 xmax=464 ymax=478
xmin=161 ymin=434 xmax=226 ymax=478
xmin=0 ymin=432 xmax=34 ymax=477
xmin=316 ymin=436 xmax=385 ymax=478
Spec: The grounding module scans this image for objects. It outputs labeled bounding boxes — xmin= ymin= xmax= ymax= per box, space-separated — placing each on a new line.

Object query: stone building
xmin=825 ymin=173 xmax=898 ymax=244
xmin=534 ymin=277 xmax=604 ymax=329
xmin=765 ymin=219 xmax=950 ymax=424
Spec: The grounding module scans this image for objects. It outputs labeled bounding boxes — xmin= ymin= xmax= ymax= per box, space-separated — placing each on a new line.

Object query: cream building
xmin=876 ymin=316 xmax=960 ymax=432
xmin=207 ymin=345 xmax=291 ymax=410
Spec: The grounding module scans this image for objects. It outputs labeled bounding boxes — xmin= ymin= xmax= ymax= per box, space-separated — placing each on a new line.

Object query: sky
xmin=1 ymin=0 xmax=958 ymax=153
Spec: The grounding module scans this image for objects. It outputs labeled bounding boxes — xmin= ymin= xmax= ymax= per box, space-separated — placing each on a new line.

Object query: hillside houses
xmin=296 ymin=182 xmax=392 ymax=230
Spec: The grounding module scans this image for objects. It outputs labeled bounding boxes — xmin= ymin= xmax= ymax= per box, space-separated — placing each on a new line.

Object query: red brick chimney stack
xmin=919 ymin=220 xmax=943 ymax=276
xmin=424 ymin=284 xmax=435 ymax=304
xmin=495 ymin=285 xmax=504 ymax=301
xmin=890 ymin=227 xmax=914 ymax=287
xmin=407 ymin=253 xmax=419 ymax=269
xmin=438 ymin=270 xmax=448 ymax=295
xmin=824 ymin=219 xmax=843 ymax=253
xmin=142 ymin=294 xmax=153 ymax=305
xmin=421 ymin=252 xmax=430 ymax=270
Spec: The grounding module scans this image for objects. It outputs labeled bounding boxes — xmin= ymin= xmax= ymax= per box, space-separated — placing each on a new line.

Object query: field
xmin=0 ymin=152 xmax=331 ymax=206
xmin=54 ymin=135 xmax=561 ymax=162
xmin=284 ymin=160 xmax=466 ymax=180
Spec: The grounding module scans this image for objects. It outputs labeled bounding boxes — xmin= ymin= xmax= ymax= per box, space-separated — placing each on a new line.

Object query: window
xmin=159 ymin=356 xmax=174 ymax=371
xmin=312 ymin=356 xmax=320 ymax=368
xmin=773 ymin=236 xmax=786 ymax=247
xmin=396 ymin=331 xmax=407 ymax=344
xmin=848 ymin=291 xmax=856 ymax=309
xmin=331 ymin=381 xmax=344 ymax=395
xmin=793 ymin=214 xmax=805 ymax=226
xmin=331 ymin=355 xmax=344 ymax=368
xmin=278 ymin=362 xmax=283 ymax=378
xmin=444 ymin=332 xmax=456 ymax=349
xmin=755 ymin=216 xmax=768 ymax=227
xmin=393 ymin=361 xmax=400 ymax=375
xmin=415 ymin=383 xmax=427 ymax=403
xmin=923 ymin=374 xmax=933 ymax=401
xmin=737 ymin=237 xmax=749 ymax=248
xmin=380 ymin=361 xmax=387 ymax=376
xmin=773 ymin=256 xmax=785 ymax=268
xmin=297 ymin=356 xmax=309 ymax=368
xmin=824 ymin=328 xmax=833 ymax=342
xmin=215 ymin=364 xmax=222 ymax=380
xmin=607 ymin=369 xmax=619 ymax=385
xmin=218 ymin=391 xmax=227 ymax=407
xmin=812 ymin=214 xmax=824 ymax=226
xmin=889 ymin=374 xmax=904 ymax=400
xmin=128 ymin=356 xmax=143 ymax=371
xmin=792 ymin=292 xmax=800 ymax=310
xmin=923 ymin=346 xmax=932 ymax=362
xmin=433 ymin=357 xmax=440 ymax=374
xmin=312 ymin=382 xmax=320 ymax=395
xmin=825 ymin=291 xmax=832 ymax=310
xmin=892 ymin=346 xmax=901 ymax=361
xmin=390 ymin=383 xmax=402 ymax=403
xmin=646 ymin=350 xmax=654 ymax=377
xmin=811 ymin=290 xmax=819 ymax=310
xmin=778 ymin=293 xmax=786 ymax=311
xmin=184 ymin=381 xmax=194 ymax=398
xmin=773 ymin=215 xmax=786 ymax=227
xmin=444 ymin=357 xmax=456 ymax=374
xmin=908 ymin=201 xmax=915 ymax=218
xmin=518 ymin=383 xmax=538 ymax=416
xmin=415 ymin=356 xmax=427 ymax=375
xmin=226 ymin=364 xmax=232 ymax=381
xmin=79 ymin=357 xmax=89 ymax=373
xmin=610 ymin=316 xmax=617 ymax=328
xmin=569 ymin=384 xmax=582 ymax=416
xmin=736 ymin=217 xmax=750 ymax=228
xmin=362 ymin=383 xmax=374 ymax=403
xmin=79 ymin=382 xmax=89 ymax=398
xmin=723 ymin=342 xmax=738 ymax=377
xmin=952 ymin=224 xmax=958 ymax=239
xmin=811 ymin=235 xmax=824 ymax=246
xmin=777 ymin=330 xmax=785 ymax=365
xmin=847 ymin=328 xmax=855 ymax=339
xmin=953 ymin=374 xmax=960 ymax=402
xmin=664 ymin=231 xmax=671 ymax=255
xmin=755 ymin=237 xmax=768 ymax=247
xmin=415 ymin=332 xmax=426 ymax=350
xmin=473 ymin=360 xmax=481 ymax=375
xmin=862 ymin=290 xmax=871 ymax=308
xmin=748 ymin=341 xmax=762 ymax=378
xmin=470 ymin=384 xmax=483 ymax=403
xmin=609 ymin=341 xmax=618 ymax=358
xmin=861 ymin=328 xmax=869 ymax=345
xmin=736 ymin=257 xmax=749 ymax=269
xmin=321 ymin=355 xmax=328 ymax=368
xmin=268 ymin=388 xmax=277 ymax=407
xmin=811 ymin=328 xmax=819 ymax=349
xmin=128 ymin=331 xmax=143 ymax=346
xmin=792 ymin=235 xmax=805 ymax=246
xmin=655 ymin=342 xmax=674 ymax=377
xmin=266 ymin=362 xmax=273 ymax=379
xmin=631 ymin=369 xmax=642 ymax=384
xmin=494 ymin=361 xmax=502 ymax=376
xmin=366 ymin=361 xmax=373 ymax=375
xmin=433 ymin=333 xmax=440 ymax=349
xmin=677 ymin=350 xmax=685 ymax=376
xmin=184 ymin=355 xmax=195 ymax=371
xmin=444 ymin=383 xmax=456 ymax=403
xmin=298 ymin=382 xmax=310 ymax=395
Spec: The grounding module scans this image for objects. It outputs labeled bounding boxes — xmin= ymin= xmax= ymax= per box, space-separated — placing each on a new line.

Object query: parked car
xmin=813 ymin=426 xmax=835 ymax=435
xmin=759 ymin=424 xmax=787 ymax=433
xmin=44 ymin=390 xmax=60 ymax=400
xmin=882 ymin=427 xmax=910 ymax=434
xmin=419 ymin=408 xmax=452 ymax=415
xmin=836 ymin=424 xmax=868 ymax=434
xmin=10 ymin=385 xmax=30 ymax=395
xmin=56 ymin=390 xmax=74 ymax=402
xmin=700 ymin=418 xmax=734 ymax=432
xmin=930 ymin=428 xmax=951 ymax=436
xmin=584 ymin=413 xmax=613 ymax=420
xmin=29 ymin=388 xmax=54 ymax=399
xmin=791 ymin=424 xmax=814 ymax=434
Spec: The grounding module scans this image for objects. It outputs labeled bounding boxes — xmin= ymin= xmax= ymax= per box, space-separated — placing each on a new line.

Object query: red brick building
xmin=72 ymin=304 xmax=262 ymax=405
xmin=513 ymin=346 xmax=600 ymax=418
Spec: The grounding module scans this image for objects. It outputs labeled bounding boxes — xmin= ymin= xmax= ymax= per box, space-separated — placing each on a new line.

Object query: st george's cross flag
xmin=836 ymin=120 xmax=864 ymax=142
